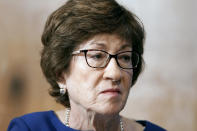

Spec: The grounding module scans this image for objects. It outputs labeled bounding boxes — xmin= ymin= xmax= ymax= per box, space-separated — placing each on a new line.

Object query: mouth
xmin=100 ymin=88 xmax=121 ymax=96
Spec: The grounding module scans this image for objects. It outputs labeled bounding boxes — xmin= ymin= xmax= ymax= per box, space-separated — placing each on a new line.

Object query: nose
xmin=103 ymin=58 xmax=122 ymax=82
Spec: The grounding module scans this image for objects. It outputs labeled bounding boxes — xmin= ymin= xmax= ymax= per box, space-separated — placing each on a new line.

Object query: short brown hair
xmin=41 ymin=0 xmax=145 ymax=107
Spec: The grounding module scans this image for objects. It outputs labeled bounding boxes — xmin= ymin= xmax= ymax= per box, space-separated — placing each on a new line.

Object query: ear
xmin=57 ymin=70 xmax=67 ymax=82
xmin=56 ymin=71 xmax=67 ymax=88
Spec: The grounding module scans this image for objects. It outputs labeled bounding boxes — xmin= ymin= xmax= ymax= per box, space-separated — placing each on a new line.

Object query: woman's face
xmin=63 ymin=34 xmax=133 ymax=115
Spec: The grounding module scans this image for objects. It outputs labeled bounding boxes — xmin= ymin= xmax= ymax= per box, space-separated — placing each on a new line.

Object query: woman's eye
xmin=87 ymin=52 xmax=105 ymax=61
xmin=119 ymin=55 xmax=131 ymax=62
xmin=91 ymin=54 xmax=103 ymax=60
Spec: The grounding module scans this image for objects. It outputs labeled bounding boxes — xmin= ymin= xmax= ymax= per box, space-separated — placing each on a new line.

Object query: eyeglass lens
xmin=85 ymin=50 xmax=139 ymax=69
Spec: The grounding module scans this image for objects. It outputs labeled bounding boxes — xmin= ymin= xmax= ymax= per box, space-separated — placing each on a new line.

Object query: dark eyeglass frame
xmin=72 ymin=49 xmax=139 ymax=69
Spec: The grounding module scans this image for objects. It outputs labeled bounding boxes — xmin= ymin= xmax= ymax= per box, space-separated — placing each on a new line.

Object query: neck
xmin=68 ymin=102 xmax=121 ymax=131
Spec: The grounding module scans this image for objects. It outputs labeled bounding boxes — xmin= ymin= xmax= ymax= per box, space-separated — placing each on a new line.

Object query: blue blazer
xmin=8 ymin=111 xmax=166 ymax=131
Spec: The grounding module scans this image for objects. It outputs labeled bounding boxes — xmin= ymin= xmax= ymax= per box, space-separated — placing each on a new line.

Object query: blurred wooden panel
xmin=0 ymin=1 xmax=65 ymax=130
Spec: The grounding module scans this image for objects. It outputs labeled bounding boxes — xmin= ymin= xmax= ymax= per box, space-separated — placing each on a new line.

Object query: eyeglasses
xmin=72 ymin=49 xmax=139 ymax=69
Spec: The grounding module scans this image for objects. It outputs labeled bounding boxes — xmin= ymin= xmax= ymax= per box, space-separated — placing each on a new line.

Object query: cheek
xmin=66 ymin=59 xmax=102 ymax=105
xmin=66 ymin=75 xmax=98 ymax=107
xmin=69 ymin=57 xmax=91 ymax=83
xmin=77 ymin=57 xmax=104 ymax=85
xmin=123 ymin=70 xmax=133 ymax=87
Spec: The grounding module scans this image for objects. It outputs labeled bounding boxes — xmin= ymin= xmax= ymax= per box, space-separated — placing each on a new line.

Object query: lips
xmin=101 ymin=88 xmax=121 ymax=94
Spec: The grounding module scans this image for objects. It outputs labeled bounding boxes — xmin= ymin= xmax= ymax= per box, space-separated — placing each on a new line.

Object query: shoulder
xmin=121 ymin=116 xmax=166 ymax=131
xmin=7 ymin=110 xmax=56 ymax=131
xmin=15 ymin=110 xmax=54 ymax=124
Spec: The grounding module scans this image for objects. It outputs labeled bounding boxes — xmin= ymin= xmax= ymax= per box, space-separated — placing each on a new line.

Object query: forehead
xmin=77 ymin=34 xmax=132 ymax=51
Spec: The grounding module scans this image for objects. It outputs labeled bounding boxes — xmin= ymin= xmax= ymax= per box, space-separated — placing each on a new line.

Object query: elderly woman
xmin=8 ymin=0 xmax=166 ymax=131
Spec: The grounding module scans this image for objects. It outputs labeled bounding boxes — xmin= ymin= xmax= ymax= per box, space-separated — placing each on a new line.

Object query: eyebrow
xmin=86 ymin=42 xmax=107 ymax=50
xmin=89 ymin=42 xmax=106 ymax=47
xmin=87 ymin=42 xmax=132 ymax=50
xmin=120 ymin=44 xmax=132 ymax=50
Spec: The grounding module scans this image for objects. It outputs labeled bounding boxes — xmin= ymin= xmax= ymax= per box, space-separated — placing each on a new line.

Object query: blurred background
xmin=0 ymin=0 xmax=196 ymax=130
